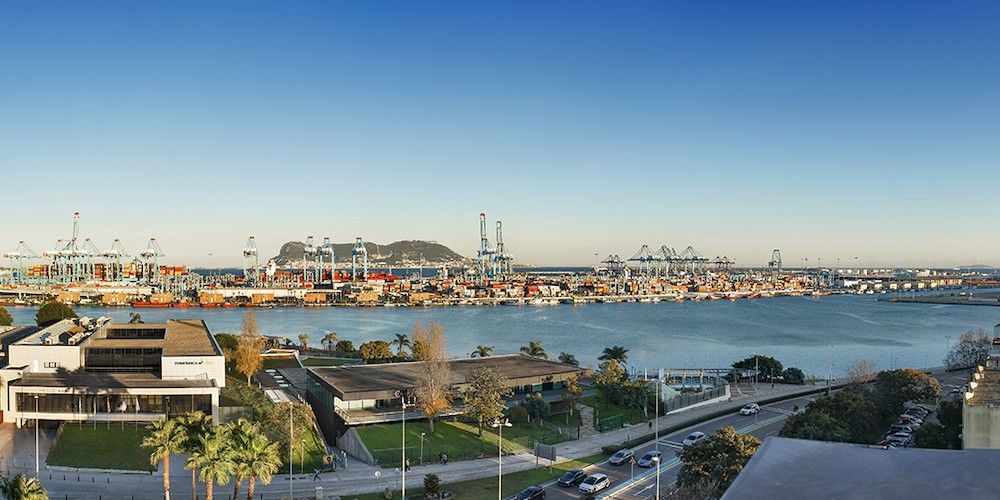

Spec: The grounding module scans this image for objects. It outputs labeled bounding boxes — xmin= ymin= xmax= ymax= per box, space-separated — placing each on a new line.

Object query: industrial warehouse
xmin=0 ymin=318 xmax=226 ymax=426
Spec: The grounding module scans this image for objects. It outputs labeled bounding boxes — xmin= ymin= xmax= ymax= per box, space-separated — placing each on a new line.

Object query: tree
xmin=946 ymin=329 xmax=992 ymax=369
xmin=520 ymin=340 xmax=548 ymax=359
xmin=240 ymin=432 xmax=281 ymax=500
xmin=561 ymin=375 xmax=583 ymax=419
xmin=677 ymin=426 xmax=760 ymax=492
xmin=599 ymin=345 xmax=629 ymax=365
xmin=235 ymin=312 xmax=265 ymax=385
xmin=215 ymin=333 xmax=239 ymax=362
xmin=224 ymin=419 xmax=257 ymax=500
xmin=593 ymin=359 xmax=628 ymax=407
xmin=558 ymin=352 xmax=579 ymax=367
xmin=143 ymin=418 xmax=186 ymax=500
xmin=522 ymin=393 xmax=551 ymax=425
xmin=0 ymin=306 xmax=12 ymax=327
xmin=358 ymin=341 xmax=394 ymax=363
xmin=0 ymin=473 xmax=48 ymax=500
xmin=412 ymin=322 xmax=453 ymax=431
xmin=298 ymin=333 xmax=309 ymax=352
xmin=847 ymin=360 xmax=877 ymax=384
xmin=128 ymin=312 xmax=143 ymax=324
xmin=914 ymin=422 xmax=951 ymax=449
xmin=321 ymin=331 xmax=338 ymax=351
xmin=470 ymin=345 xmax=494 ymax=358
xmin=872 ymin=369 xmax=941 ymax=415
xmin=423 ymin=474 xmax=442 ymax=496
xmin=732 ymin=354 xmax=783 ymax=380
xmin=391 ymin=333 xmax=411 ymax=357
xmin=34 ymin=301 xmax=76 ymax=326
xmin=780 ymin=410 xmax=852 ymax=442
xmin=179 ymin=411 xmax=213 ymax=500
xmin=463 ymin=366 xmax=513 ymax=436
xmin=335 ymin=339 xmax=355 ymax=353
xmin=779 ymin=390 xmax=880 ymax=444
xmin=188 ymin=427 xmax=233 ymax=500
xmin=781 ymin=367 xmax=805 ymax=385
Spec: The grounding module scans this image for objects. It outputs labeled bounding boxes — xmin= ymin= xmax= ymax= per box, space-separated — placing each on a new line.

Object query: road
xmin=535 ymin=395 xmax=820 ymax=499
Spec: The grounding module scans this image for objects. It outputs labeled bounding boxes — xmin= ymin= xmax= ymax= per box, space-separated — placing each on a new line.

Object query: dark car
xmin=609 ymin=449 xmax=635 ymax=465
xmin=637 ymin=450 xmax=662 ymax=468
xmin=557 ymin=469 xmax=587 ymax=487
xmin=515 ymin=485 xmax=545 ymax=499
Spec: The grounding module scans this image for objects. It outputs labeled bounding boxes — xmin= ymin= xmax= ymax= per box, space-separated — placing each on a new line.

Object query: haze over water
xmin=9 ymin=295 xmax=996 ymax=377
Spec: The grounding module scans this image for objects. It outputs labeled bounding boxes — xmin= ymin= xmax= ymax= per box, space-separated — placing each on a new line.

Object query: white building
xmin=0 ymin=318 xmax=225 ymax=426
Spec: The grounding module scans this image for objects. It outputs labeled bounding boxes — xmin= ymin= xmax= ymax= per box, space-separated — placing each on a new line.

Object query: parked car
xmin=906 ymin=407 xmax=929 ymax=417
xmin=515 ymin=485 xmax=545 ymax=499
xmin=636 ymin=450 xmax=662 ymax=468
xmin=579 ymin=474 xmax=611 ymax=495
xmin=740 ymin=403 xmax=760 ymax=415
xmin=900 ymin=414 xmax=924 ymax=425
xmin=557 ymin=469 xmax=587 ymax=487
xmin=889 ymin=431 xmax=913 ymax=442
xmin=682 ymin=431 xmax=707 ymax=447
xmin=609 ymin=449 xmax=635 ymax=465
xmin=889 ymin=425 xmax=915 ymax=434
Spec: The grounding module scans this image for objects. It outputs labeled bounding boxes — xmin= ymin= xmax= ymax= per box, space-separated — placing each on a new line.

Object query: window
xmin=44 ymin=362 xmax=59 ymax=369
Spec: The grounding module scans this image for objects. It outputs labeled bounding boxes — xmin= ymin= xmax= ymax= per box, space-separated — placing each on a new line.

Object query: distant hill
xmin=955 ymin=264 xmax=997 ymax=271
xmin=270 ymin=240 xmax=470 ymax=267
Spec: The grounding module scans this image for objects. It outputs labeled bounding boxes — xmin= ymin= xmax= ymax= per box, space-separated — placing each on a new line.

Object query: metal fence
xmin=663 ymin=385 xmax=728 ymax=413
xmin=595 ymin=414 xmax=624 ymax=432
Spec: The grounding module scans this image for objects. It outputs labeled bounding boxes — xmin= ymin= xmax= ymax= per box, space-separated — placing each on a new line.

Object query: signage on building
xmin=993 ymin=337 xmax=1000 ymax=346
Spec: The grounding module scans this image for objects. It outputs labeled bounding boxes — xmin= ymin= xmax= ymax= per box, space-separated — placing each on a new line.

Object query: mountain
xmin=270 ymin=240 xmax=470 ymax=267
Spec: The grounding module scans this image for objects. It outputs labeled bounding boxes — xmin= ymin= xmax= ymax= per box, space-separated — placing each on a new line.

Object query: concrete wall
xmin=8 ymin=344 xmax=84 ymax=372
xmin=161 ymin=355 xmax=226 ymax=387
xmin=963 ymin=404 xmax=1000 ymax=449
xmin=338 ymin=427 xmax=377 ymax=465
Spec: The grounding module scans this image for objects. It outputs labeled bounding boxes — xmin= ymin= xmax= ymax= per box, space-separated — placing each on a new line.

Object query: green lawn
xmin=585 ymin=394 xmax=653 ymax=428
xmin=48 ymin=424 xmax=154 ymax=472
xmin=546 ymin=401 xmax=584 ymax=427
xmin=357 ymin=419 xmax=569 ymax=468
xmin=348 ymin=453 xmax=607 ymax=499
xmin=302 ymin=357 xmax=363 ymax=367
xmin=262 ymin=356 xmax=302 ymax=370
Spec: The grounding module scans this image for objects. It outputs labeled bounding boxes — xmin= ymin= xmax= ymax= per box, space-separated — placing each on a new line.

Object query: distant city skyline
xmin=3 ymin=2 xmax=1000 ymax=267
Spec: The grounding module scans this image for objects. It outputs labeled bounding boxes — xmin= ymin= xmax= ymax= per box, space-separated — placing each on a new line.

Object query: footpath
xmin=9 ymin=380 xmax=846 ymax=499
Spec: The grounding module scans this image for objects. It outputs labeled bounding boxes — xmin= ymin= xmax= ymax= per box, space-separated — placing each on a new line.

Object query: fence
xmin=663 ymin=385 xmax=729 ymax=413
xmin=595 ymin=414 xmax=624 ymax=432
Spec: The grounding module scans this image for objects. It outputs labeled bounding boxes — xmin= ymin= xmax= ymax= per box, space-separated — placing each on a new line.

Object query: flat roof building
xmin=0 ymin=318 xmax=225 ymax=425
xmin=962 ymin=328 xmax=1000 ymax=449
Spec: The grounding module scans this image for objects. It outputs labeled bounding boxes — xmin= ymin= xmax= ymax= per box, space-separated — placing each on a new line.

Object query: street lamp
xmin=396 ymin=391 xmax=409 ymax=500
xmin=289 ymin=402 xmax=294 ymax=500
xmin=652 ymin=455 xmax=661 ymax=500
xmin=420 ymin=432 xmax=426 ymax=465
xmin=34 ymin=395 xmax=39 ymax=475
xmin=491 ymin=418 xmax=512 ymax=499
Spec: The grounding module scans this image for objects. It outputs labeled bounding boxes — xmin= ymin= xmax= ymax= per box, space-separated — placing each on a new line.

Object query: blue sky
xmin=2 ymin=1 xmax=999 ymax=267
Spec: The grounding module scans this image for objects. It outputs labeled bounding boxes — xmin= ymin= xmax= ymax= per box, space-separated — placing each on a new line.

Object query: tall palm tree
xmin=223 ymin=418 xmax=258 ymax=500
xmin=470 ymin=345 xmax=494 ymax=358
xmin=599 ymin=345 xmax=629 ymax=365
xmin=298 ymin=333 xmax=310 ymax=352
xmin=188 ymin=429 xmax=233 ymax=500
xmin=0 ymin=473 xmax=47 ymax=500
xmin=390 ymin=333 xmax=410 ymax=357
xmin=143 ymin=418 xmax=186 ymax=500
xmin=558 ymin=352 xmax=580 ymax=366
xmin=322 ymin=331 xmax=338 ymax=351
xmin=178 ymin=411 xmax=213 ymax=500
xmin=241 ymin=433 xmax=281 ymax=500
xmin=520 ymin=340 xmax=548 ymax=359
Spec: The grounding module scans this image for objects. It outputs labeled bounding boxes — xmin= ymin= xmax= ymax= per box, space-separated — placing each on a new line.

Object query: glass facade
xmin=85 ymin=347 xmax=162 ymax=373
xmin=16 ymin=392 xmax=211 ymax=417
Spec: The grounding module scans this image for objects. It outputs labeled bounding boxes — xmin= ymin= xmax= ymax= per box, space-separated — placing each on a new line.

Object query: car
xmin=636 ymin=450 xmax=662 ymax=468
xmin=889 ymin=425 xmax=915 ymax=434
xmin=683 ymin=431 xmax=707 ymax=447
xmin=739 ymin=403 xmax=760 ymax=415
xmin=609 ymin=449 xmax=635 ymax=465
xmin=899 ymin=416 xmax=923 ymax=426
xmin=557 ymin=469 xmax=587 ymax=487
xmin=515 ymin=485 xmax=545 ymax=499
xmin=579 ymin=474 xmax=611 ymax=494
xmin=889 ymin=431 xmax=912 ymax=442
xmin=906 ymin=407 xmax=930 ymax=417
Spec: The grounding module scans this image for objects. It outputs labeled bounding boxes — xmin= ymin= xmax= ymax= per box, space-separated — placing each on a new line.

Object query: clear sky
xmin=2 ymin=1 xmax=999 ymax=268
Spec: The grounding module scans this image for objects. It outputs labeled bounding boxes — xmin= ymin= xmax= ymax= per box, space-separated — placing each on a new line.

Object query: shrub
xmin=782 ymin=367 xmax=805 ymax=385
xmin=335 ymin=340 xmax=356 ymax=353
xmin=0 ymin=306 xmax=12 ymax=326
xmin=424 ymin=473 xmax=442 ymax=495
xmin=509 ymin=405 xmax=529 ymax=424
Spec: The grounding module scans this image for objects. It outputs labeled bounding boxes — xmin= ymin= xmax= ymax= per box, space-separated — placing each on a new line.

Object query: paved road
xmin=534 ymin=395 xmax=819 ymax=499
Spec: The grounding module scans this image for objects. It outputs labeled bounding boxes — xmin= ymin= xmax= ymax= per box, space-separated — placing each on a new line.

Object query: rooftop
xmin=723 ymin=437 xmax=1000 ymax=500
xmin=309 ymin=354 xmax=582 ymax=401
xmin=86 ymin=320 xmax=221 ymax=357
xmin=11 ymin=371 xmax=217 ymax=389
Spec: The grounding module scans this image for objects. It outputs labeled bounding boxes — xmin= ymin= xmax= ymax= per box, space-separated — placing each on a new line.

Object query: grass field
xmin=48 ymin=424 xmax=155 ymax=472
xmin=546 ymin=401 xmax=584 ymax=427
xmin=302 ymin=357 xmax=363 ymax=367
xmin=585 ymin=394 xmax=653 ymax=428
xmin=347 ymin=453 xmax=607 ymax=499
xmin=357 ymin=419 xmax=569 ymax=468
xmin=261 ymin=356 xmax=302 ymax=370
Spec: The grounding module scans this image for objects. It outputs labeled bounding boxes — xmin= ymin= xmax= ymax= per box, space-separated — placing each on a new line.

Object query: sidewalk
xmin=21 ymin=380 xmax=844 ymax=499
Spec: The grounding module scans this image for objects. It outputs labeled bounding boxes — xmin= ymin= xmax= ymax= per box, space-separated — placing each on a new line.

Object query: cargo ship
xmin=132 ymin=301 xmax=171 ymax=308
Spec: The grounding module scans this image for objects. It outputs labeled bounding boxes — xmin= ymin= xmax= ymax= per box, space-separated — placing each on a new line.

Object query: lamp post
xmin=289 ymin=402 xmax=293 ymax=500
xmin=491 ymin=418 xmax=512 ymax=499
xmin=34 ymin=394 xmax=39 ymax=475
xmin=652 ymin=455 xmax=661 ymax=500
xmin=420 ymin=432 xmax=426 ymax=465
xmin=396 ymin=391 xmax=408 ymax=500
xmin=300 ymin=439 xmax=305 ymax=474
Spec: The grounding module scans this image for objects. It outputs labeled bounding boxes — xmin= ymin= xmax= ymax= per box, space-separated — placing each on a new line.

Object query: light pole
xmin=491 ymin=418 xmax=512 ymax=499
xmin=399 ymin=393 xmax=408 ymax=500
xmin=946 ymin=336 xmax=952 ymax=368
xmin=652 ymin=455 xmax=661 ymax=500
xmin=420 ymin=432 xmax=426 ymax=465
xmin=34 ymin=395 xmax=39 ymax=475
xmin=289 ymin=402 xmax=293 ymax=500
xmin=654 ymin=372 xmax=660 ymax=452
xmin=300 ymin=439 xmax=305 ymax=474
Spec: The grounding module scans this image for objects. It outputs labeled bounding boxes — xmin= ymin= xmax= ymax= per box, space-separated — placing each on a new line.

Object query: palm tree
xmin=558 ymin=352 xmax=579 ymax=366
xmin=225 ymin=419 xmax=257 ymax=500
xmin=520 ymin=340 xmax=548 ymax=359
xmin=470 ymin=345 xmax=494 ymax=358
xmin=599 ymin=345 xmax=629 ymax=365
xmin=241 ymin=432 xmax=281 ymax=500
xmin=143 ymin=418 xmax=186 ymax=500
xmin=188 ymin=428 xmax=233 ymax=500
xmin=298 ymin=333 xmax=310 ymax=352
xmin=0 ymin=473 xmax=47 ymax=500
xmin=390 ymin=333 xmax=410 ymax=357
xmin=178 ymin=411 xmax=213 ymax=500
xmin=322 ymin=331 xmax=338 ymax=351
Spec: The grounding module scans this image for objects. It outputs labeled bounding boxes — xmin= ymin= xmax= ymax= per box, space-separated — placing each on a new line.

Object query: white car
xmin=579 ymin=473 xmax=611 ymax=494
xmin=740 ymin=403 xmax=760 ymax=415
xmin=682 ymin=431 xmax=707 ymax=447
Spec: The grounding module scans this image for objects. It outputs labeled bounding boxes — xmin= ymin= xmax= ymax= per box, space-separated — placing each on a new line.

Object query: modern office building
xmin=0 ymin=317 xmax=225 ymax=425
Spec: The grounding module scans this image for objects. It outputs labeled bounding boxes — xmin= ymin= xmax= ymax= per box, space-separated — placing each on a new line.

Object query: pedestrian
xmin=648 ymin=420 xmax=652 ymax=430
xmin=405 ymin=457 xmax=411 ymax=471
xmin=313 ymin=468 xmax=321 ymax=481
xmin=442 ymin=453 xmax=448 ymax=465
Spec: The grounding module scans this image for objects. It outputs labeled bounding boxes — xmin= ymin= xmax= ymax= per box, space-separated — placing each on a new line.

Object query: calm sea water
xmin=7 ymin=294 xmax=997 ymax=377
